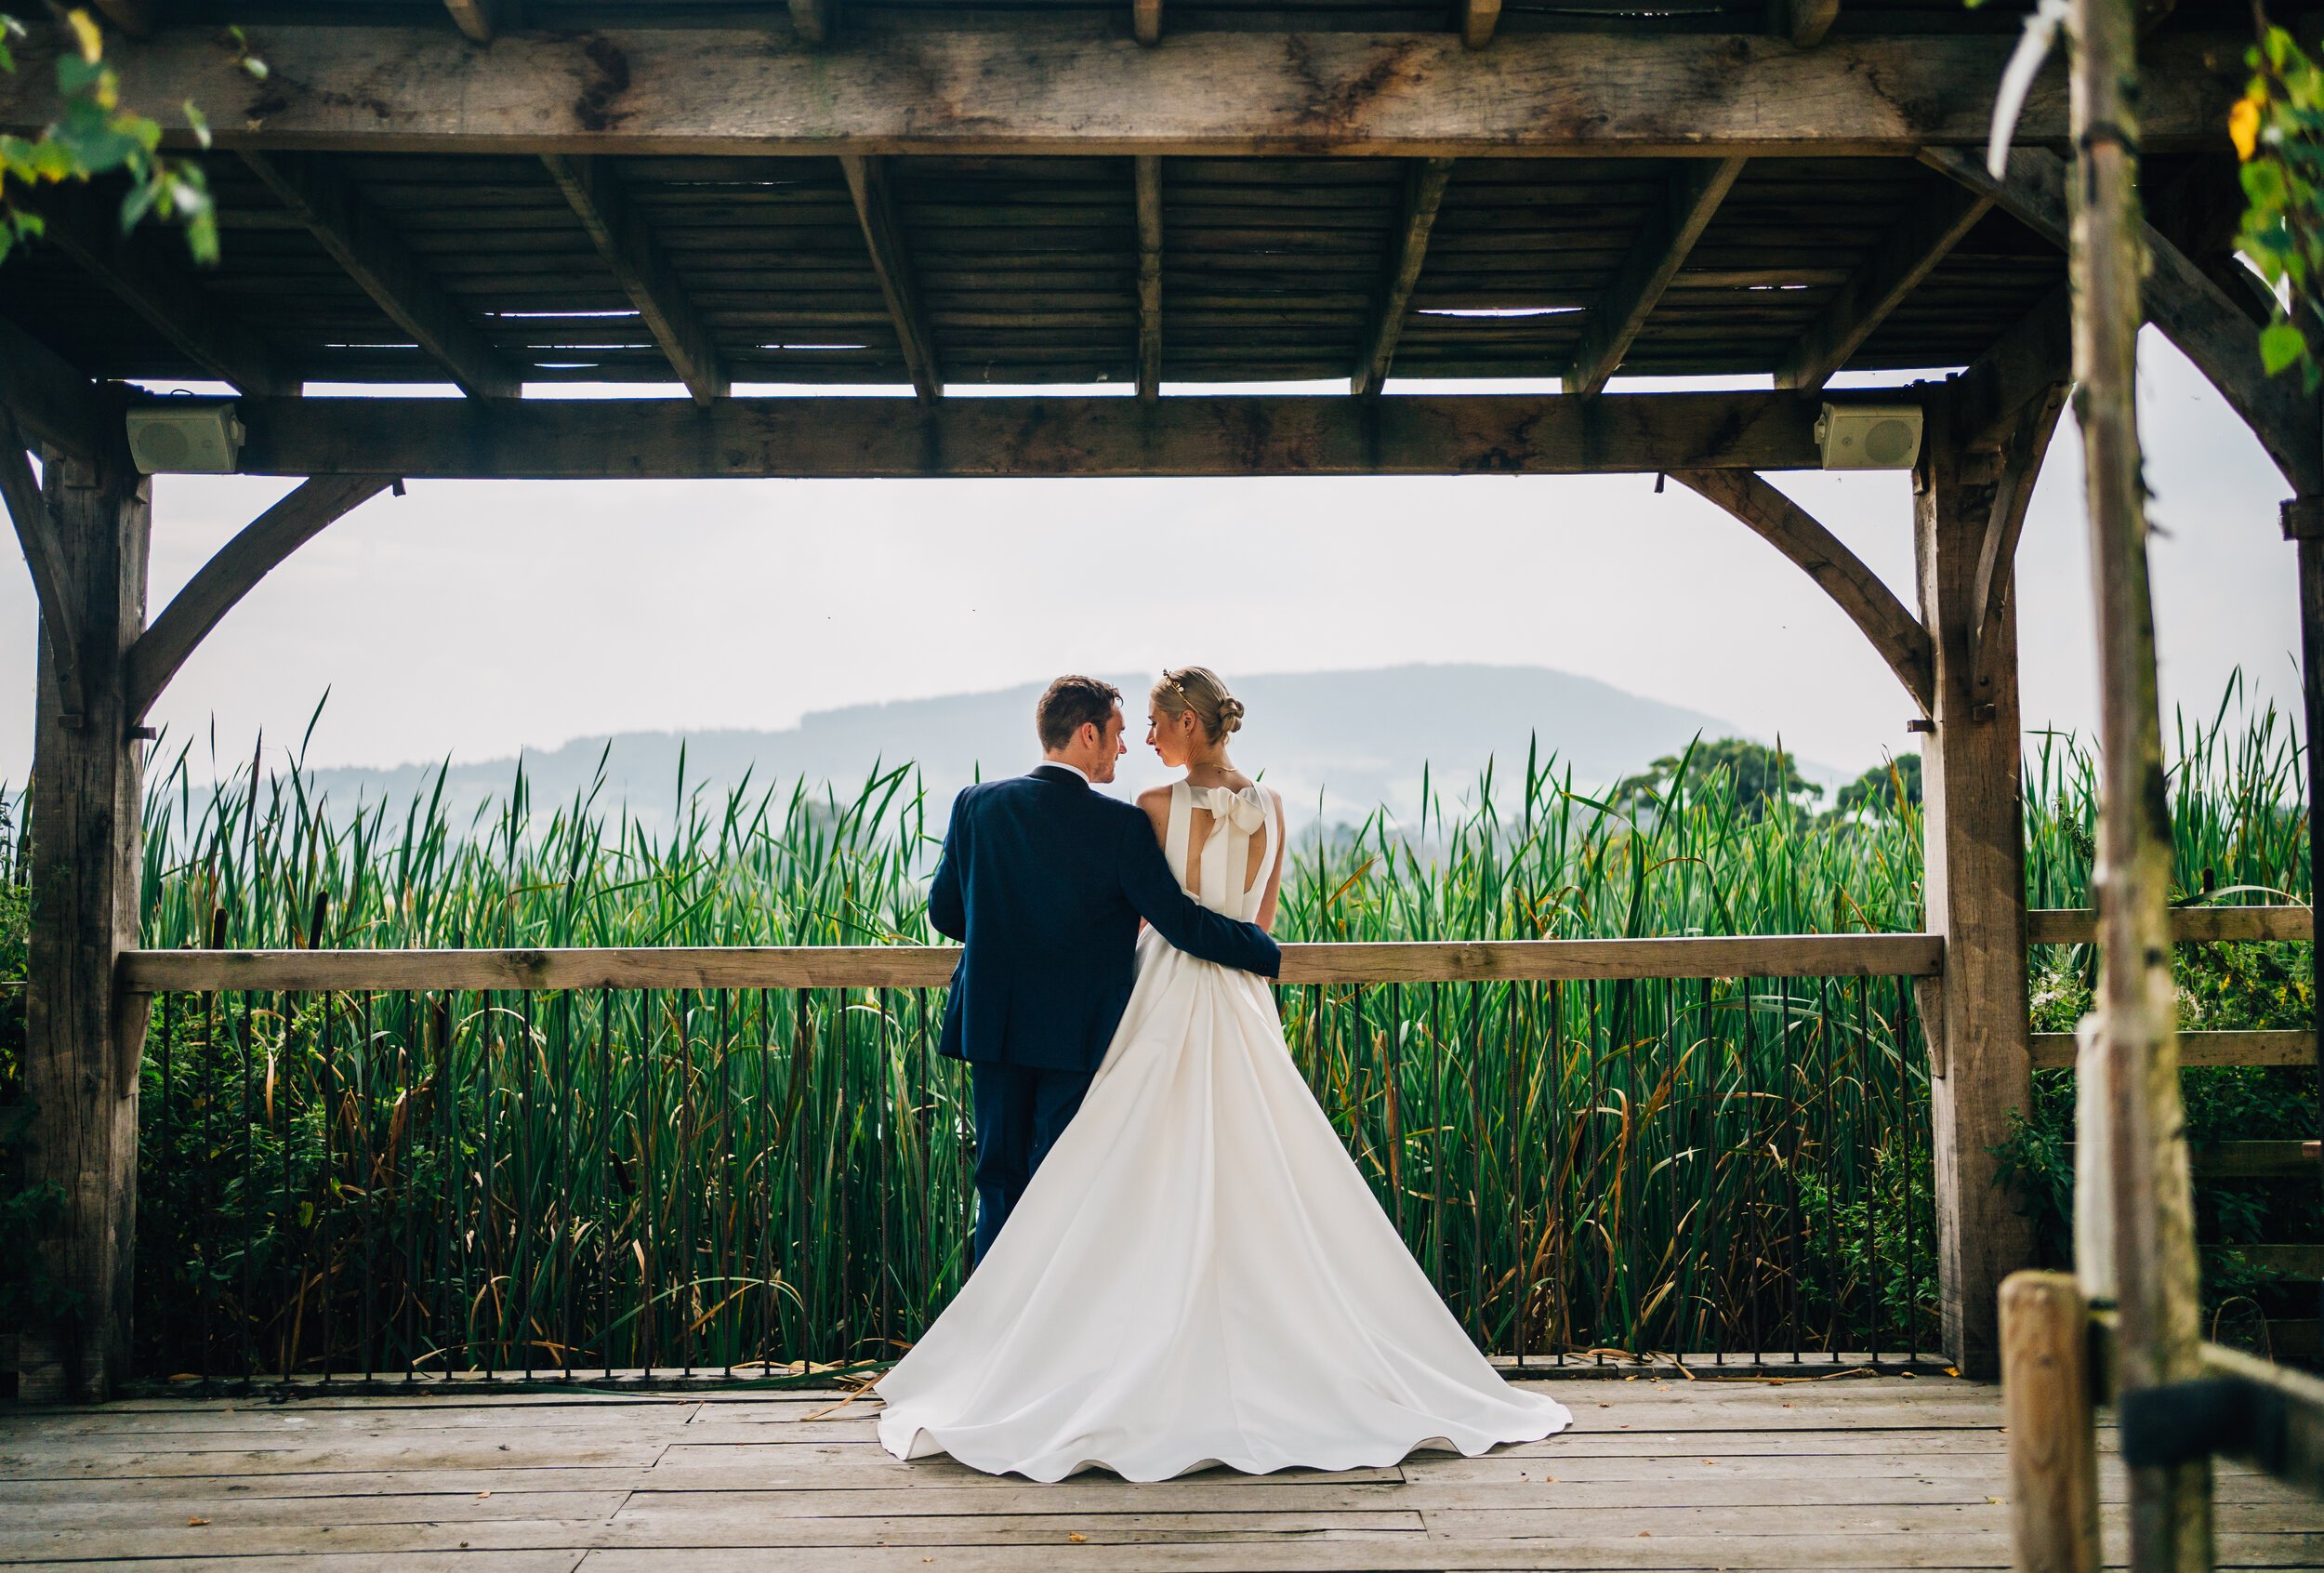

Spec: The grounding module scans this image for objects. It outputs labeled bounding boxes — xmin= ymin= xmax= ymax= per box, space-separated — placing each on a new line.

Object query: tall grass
xmin=3 ymin=691 xmax=2310 ymax=1381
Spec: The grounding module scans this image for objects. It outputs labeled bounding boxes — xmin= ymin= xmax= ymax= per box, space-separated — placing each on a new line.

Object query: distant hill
xmin=301 ymin=664 xmax=1834 ymax=833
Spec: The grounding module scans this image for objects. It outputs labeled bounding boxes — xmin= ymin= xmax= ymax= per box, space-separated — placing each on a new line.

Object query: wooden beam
xmin=2 ymin=24 xmax=2245 ymax=159
xmin=34 ymin=185 xmax=293 ymax=397
xmin=1134 ymin=155 xmax=1164 ymax=402
xmin=1462 ymin=0 xmax=1501 ymax=49
xmin=2000 ymin=1274 xmax=2103 ymax=1573
xmin=1968 ymin=382 xmax=2068 ymax=701
xmin=0 ymin=317 xmax=109 ymax=462
xmin=1353 ymin=158 xmax=1454 ymax=397
xmin=218 ymin=390 xmax=1874 ymax=480
xmin=839 ymin=155 xmax=939 ymax=402
xmin=540 ymin=154 xmax=726 ymax=404
xmin=18 ymin=443 xmax=149 ymax=1404
xmin=240 ymin=152 xmax=520 ymax=401
xmin=125 ymin=475 xmax=395 ymax=727
xmin=1134 ymin=0 xmax=1162 ymax=46
xmin=1668 ymin=469 xmax=1934 ymax=713
xmin=1914 ymin=412 xmax=2036 ymax=1381
xmin=2033 ymin=1030 xmax=2316 ymax=1069
xmin=442 ymin=0 xmax=499 ymax=44
xmin=789 ymin=0 xmax=829 ymax=45
xmin=1925 ymin=146 xmax=2324 ymax=496
xmin=0 ymin=412 xmax=86 ymax=726
xmin=1955 ymin=284 xmax=2071 ymax=452
xmin=1772 ymin=0 xmax=1841 ymax=46
xmin=118 ymin=931 xmax=1944 ymax=993
xmin=1566 ymin=158 xmax=1745 ymax=395
xmin=2027 ymin=904 xmax=2315 ymax=945
xmin=1776 ymin=182 xmax=1992 ymax=390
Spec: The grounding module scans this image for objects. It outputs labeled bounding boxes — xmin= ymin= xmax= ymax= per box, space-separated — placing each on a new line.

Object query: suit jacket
xmin=928 ymin=764 xmax=1283 ymax=1072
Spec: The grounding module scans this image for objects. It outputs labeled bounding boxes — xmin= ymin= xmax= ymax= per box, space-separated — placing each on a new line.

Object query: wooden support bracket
xmin=1566 ymin=158 xmax=1746 ymax=396
xmin=1353 ymin=158 xmax=1455 ymax=398
xmin=125 ymin=474 xmax=395 ymax=727
xmin=840 ymin=155 xmax=941 ymax=402
xmin=1969 ymin=382 xmax=2069 ymax=704
xmin=542 ymin=153 xmax=727 ymax=404
xmin=1134 ymin=0 xmax=1163 ymax=46
xmin=0 ymin=412 xmax=85 ymax=727
xmin=443 ymin=0 xmax=499 ymax=43
xmin=0 ymin=316 xmax=108 ymax=463
xmin=1135 ymin=156 xmax=1165 ymax=401
xmin=1461 ymin=0 xmax=1501 ymax=47
xmin=1668 ymin=468 xmax=1936 ymax=714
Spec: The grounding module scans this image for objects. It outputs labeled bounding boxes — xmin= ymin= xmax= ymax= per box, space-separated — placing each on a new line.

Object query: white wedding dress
xmin=876 ymin=778 xmax=1571 ymax=1481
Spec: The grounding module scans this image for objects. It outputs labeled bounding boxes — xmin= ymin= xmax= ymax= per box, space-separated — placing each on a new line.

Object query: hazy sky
xmin=0 ymin=329 xmax=2303 ymax=789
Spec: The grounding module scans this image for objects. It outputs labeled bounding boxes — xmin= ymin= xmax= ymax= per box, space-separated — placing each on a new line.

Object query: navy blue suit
xmin=928 ymin=764 xmax=1281 ymax=1260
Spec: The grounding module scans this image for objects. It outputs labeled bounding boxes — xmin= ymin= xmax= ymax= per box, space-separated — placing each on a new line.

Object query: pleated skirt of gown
xmin=875 ymin=929 xmax=1572 ymax=1481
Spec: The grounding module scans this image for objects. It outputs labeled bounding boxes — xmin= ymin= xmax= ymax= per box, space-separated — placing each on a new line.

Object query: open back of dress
xmin=877 ymin=770 xmax=1570 ymax=1481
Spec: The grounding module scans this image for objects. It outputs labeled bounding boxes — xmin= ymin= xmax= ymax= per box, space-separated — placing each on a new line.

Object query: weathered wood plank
xmin=840 ymin=155 xmax=940 ymax=401
xmin=1775 ymin=182 xmax=1991 ymax=390
xmin=219 ymin=391 xmax=1847 ymax=480
xmin=1353 ymin=158 xmax=1455 ymax=397
xmin=241 ymin=152 xmax=520 ymax=400
xmin=540 ymin=155 xmax=727 ymax=404
xmin=125 ymin=475 xmax=394 ymax=726
xmin=0 ymin=24 xmax=2244 ymax=159
xmin=2027 ymin=906 xmax=2313 ymax=945
xmin=1565 ymin=158 xmax=1745 ymax=395
xmin=2032 ymin=1030 xmax=2314 ymax=1069
xmin=2001 ymin=1273 xmax=2101 ymax=1573
xmin=1669 ymin=469 xmax=1934 ymax=714
xmin=0 ymin=315 xmax=109 ymax=461
xmin=1135 ymin=155 xmax=1164 ymax=400
xmin=116 ymin=932 xmax=1941 ymax=995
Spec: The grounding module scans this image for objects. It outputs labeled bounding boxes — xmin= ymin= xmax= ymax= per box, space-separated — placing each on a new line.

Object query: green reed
xmin=13 ymin=692 xmax=2304 ymax=1380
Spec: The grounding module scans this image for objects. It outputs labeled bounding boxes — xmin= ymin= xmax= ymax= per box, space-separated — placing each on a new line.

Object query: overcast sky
xmin=0 ymin=329 xmax=2302 ymax=790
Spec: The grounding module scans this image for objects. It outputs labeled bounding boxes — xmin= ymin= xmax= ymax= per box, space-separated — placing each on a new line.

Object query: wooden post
xmin=16 ymin=439 xmax=151 ymax=1404
xmin=1915 ymin=400 xmax=2038 ymax=1380
xmin=2291 ymin=499 xmax=2324 ymax=1333
xmin=2064 ymin=0 xmax=2210 ymax=1561
xmin=2001 ymin=1271 xmax=2101 ymax=1573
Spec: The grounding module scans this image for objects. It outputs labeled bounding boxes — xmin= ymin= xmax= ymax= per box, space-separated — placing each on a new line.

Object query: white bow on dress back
xmin=1167 ymin=780 xmax=1277 ymax=923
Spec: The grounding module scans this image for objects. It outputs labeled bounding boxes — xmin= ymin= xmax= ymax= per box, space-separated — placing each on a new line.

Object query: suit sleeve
xmin=927 ymin=797 xmax=969 ymax=943
xmin=1116 ymin=813 xmax=1283 ymax=978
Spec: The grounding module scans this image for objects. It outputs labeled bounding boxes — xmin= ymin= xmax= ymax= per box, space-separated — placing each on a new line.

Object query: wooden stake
xmin=2001 ymin=1271 xmax=2101 ymax=1573
xmin=2063 ymin=0 xmax=2211 ymax=1562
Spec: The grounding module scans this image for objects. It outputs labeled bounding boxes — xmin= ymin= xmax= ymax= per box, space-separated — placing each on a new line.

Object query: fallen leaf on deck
xmin=1068 ymin=1532 xmax=1089 ymax=1543
xmin=186 ymin=1519 xmax=208 ymax=1527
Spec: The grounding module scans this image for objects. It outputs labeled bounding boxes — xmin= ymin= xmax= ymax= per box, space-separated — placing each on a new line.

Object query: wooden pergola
xmin=1 ymin=0 xmax=2314 ymax=1414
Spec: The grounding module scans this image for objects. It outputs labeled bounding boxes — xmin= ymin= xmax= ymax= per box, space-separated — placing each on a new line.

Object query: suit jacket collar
xmin=1030 ymin=762 xmax=1090 ymax=789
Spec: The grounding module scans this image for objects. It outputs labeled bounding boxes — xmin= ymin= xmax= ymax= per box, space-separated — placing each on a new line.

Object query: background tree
xmin=1834 ymin=753 xmax=1922 ymax=819
xmin=1614 ymin=736 xmax=1823 ymax=821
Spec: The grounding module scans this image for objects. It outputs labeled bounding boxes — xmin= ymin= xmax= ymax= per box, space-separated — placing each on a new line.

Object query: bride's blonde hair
xmin=1152 ymin=667 xmax=1245 ymax=742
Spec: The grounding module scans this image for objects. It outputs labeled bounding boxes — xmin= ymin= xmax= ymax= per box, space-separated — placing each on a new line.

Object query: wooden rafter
xmin=1134 ymin=0 xmax=1162 ymax=46
xmin=0 ymin=317 xmax=108 ymax=461
xmin=1353 ymin=159 xmax=1455 ymax=398
xmin=1134 ymin=156 xmax=1164 ymax=401
xmin=1776 ymin=182 xmax=1992 ymax=390
xmin=443 ymin=0 xmax=499 ymax=43
xmin=1924 ymin=146 xmax=2324 ymax=496
xmin=1566 ymin=158 xmax=1745 ymax=396
xmin=220 ymin=390 xmax=1867 ymax=480
xmin=789 ymin=0 xmax=830 ymax=44
xmin=242 ymin=152 xmax=520 ymax=401
xmin=5 ymin=26 xmax=2243 ymax=158
xmin=1772 ymin=0 xmax=1840 ymax=46
xmin=0 ymin=411 xmax=85 ymax=726
xmin=1956 ymin=284 xmax=2070 ymax=450
xmin=1462 ymin=0 xmax=1501 ymax=48
xmin=840 ymin=155 xmax=940 ymax=402
xmin=125 ymin=475 xmax=395 ymax=727
xmin=1670 ymin=468 xmax=1935 ymax=714
xmin=36 ymin=185 xmax=292 ymax=396
xmin=541 ymin=154 xmax=726 ymax=404
xmin=1969 ymin=383 xmax=2068 ymax=701
xmin=89 ymin=0 xmax=153 ymax=38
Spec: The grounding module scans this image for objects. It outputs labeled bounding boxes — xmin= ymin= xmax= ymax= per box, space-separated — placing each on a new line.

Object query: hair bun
xmin=1217 ymin=695 xmax=1246 ymax=734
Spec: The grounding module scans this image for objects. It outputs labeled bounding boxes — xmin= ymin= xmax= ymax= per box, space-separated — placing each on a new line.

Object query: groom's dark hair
xmin=1037 ymin=675 xmax=1122 ymax=750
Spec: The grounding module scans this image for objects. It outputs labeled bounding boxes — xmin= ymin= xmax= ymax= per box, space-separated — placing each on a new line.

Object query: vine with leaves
xmin=2236 ymin=24 xmax=2324 ymax=387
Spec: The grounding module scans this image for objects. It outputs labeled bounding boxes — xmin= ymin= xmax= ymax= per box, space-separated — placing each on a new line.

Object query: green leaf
xmin=2260 ymin=320 xmax=2307 ymax=374
xmin=182 ymin=99 xmax=209 ymax=149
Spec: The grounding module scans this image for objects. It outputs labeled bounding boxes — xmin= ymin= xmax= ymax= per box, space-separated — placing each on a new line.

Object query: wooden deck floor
xmin=4 ymin=1375 xmax=2321 ymax=1570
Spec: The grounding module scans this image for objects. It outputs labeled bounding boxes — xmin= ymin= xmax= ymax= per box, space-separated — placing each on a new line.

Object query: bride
xmin=876 ymin=667 xmax=1570 ymax=1482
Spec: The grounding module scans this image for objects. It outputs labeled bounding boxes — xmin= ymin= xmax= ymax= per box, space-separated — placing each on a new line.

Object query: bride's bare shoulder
xmin=1135 ymin=783 xmax=1177 ymax=840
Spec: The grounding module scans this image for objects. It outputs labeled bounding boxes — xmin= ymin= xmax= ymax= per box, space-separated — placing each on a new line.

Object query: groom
xmin=928 ymin=675 xmax=1282 ymax=1262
